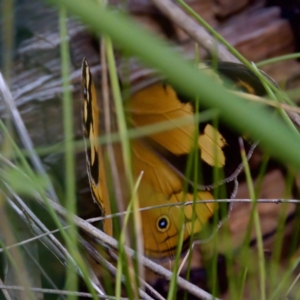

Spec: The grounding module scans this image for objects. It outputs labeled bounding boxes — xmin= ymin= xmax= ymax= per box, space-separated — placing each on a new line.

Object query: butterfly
xmin=81 ymin=59 xmax=276 ymax=259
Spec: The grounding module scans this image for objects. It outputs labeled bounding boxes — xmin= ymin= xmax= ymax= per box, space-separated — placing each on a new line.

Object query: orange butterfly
xmin=81 ymin=59 xmax=276 ymax=259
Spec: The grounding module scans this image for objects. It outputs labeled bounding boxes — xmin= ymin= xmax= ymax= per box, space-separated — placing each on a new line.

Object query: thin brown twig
xmin=231 ymin=91 xmax=300 ymax=115
xmin=86 ymin=198 xmax=300 ymax=224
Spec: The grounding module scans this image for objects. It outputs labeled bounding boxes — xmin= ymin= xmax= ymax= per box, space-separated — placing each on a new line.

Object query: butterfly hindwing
xmin=130 ymin=138 xmax=221 ymax=258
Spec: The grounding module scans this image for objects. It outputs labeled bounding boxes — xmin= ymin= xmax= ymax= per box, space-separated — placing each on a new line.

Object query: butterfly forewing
xmin=81 ymin=59 xmax=112 ymax=235
xmin=126 ymin=82 xmax=249 ymax=189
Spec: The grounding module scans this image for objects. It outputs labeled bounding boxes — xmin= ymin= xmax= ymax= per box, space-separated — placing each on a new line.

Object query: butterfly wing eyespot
xmin=156 ymin=215 xmax=170 ymax=232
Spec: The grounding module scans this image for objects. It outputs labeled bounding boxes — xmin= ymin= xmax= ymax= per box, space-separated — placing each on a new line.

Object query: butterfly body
xmin=81 ymin=59 xmax=276 ymax=259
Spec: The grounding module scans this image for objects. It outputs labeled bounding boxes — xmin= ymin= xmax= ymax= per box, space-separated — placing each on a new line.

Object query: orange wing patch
xmin=198 ymin=124 xmax=227 ymax=167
